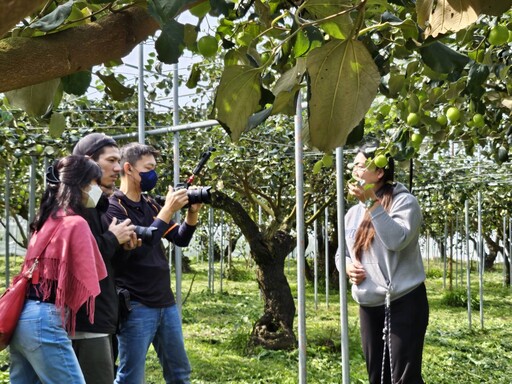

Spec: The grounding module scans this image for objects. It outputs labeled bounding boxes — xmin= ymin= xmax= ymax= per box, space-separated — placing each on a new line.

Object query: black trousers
xmin=359 ymin=283 xmax=429 ymax=384
xmin=72 ymin=335 xmax=115 ymax=384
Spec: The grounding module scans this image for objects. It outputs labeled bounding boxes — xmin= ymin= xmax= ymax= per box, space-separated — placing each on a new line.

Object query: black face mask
xmin=139 ymin=169 xmax=158 ymax=192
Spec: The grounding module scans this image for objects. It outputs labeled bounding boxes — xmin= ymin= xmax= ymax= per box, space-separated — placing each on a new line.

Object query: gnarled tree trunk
xmin=212 ymin=191 xmax=297 ymax=350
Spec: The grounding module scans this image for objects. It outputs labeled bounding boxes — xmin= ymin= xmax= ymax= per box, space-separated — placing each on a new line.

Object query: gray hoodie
xmin=335 ymin=182 xmax=425 ymax=307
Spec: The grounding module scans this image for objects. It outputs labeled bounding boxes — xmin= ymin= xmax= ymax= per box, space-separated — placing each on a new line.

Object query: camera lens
xmin=187 ymin=186 xmax=212 ymax=205
xmin=133 ymin=225 xmax=157 ymax=244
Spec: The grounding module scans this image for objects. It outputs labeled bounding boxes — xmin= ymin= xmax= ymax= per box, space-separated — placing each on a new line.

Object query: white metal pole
xmin=208 ymin=207 xmax=215 ymax=294
xmin=313 ymin=203 xmax=318 ymax=311
xmin=443 ymin=220 xmax=448 ymax=289
xmin=172 ymin=63 xmax=183 ymax=314
xmin=137 ymin=43 xmax=145 ymax=144
xmin=324 ymin=206 xmax=329 ymax=308
xmin=503 ymin=215 xmax=507 ymax=287
xmin=4 ymin=167 xmax=10 ymax=285
xmin=336 ymin=147 xmax=350 ymax=384
xmin=464 ymin=200 xmax=472 ymax=329
xmin=220 ymin=211 xmax=224 ymax=293
xmin=455 ymin=214 xmax=459 ymax=288
xmin=29 ymin=156 xmax=37 ymax=232
xmin=509 ymin=218 xmax=512 ymax=289
xmin=477 ymin=189 xmax=484 ymax=329
xmin=294 ymin=93 xmax=307 ymax=384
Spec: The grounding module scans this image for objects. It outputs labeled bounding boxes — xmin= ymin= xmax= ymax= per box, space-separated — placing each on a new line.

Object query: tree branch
xmin=0 ymin=5 xmax=159 ymax=92
xmin=0 ymin=0 xmax=47 ymax=37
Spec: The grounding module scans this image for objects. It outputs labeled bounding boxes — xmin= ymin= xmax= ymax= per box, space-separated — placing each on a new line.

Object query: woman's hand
xmin=347 ymin=261 xmax=366 ymax=285
xmin=348 ymin=179 xmax=377 ymax=204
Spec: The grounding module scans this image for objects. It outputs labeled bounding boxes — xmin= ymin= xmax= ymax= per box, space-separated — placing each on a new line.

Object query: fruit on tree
xmin=472 ymin=113 xmax=485 ymax=128
xmin=197 ymin=36 xmax=218 ymax=57
xmin=411 ymin=133 xmax=424 ymax=146
xmin=488 ymin=25 xmax=509 ymax=46
xmin=446 ymin=107 xmax=461 ymax=123
xmin=374 ymin=154 xmax=388 ymax=168
xmin=406 ymin=112 xmax=421 ymax=126
xmin=436 ymin=114 xmax=448 ymax=126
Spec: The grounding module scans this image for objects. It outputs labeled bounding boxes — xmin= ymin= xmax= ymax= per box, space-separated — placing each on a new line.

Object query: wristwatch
xmin=365 ymin=198 xmax=378 ymax=209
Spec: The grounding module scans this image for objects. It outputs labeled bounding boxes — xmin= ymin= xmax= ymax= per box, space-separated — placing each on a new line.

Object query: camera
xmin=158 ymin=147 xmax=215 ymax=207
xmin=175 ymin=183 xmax=212 ymax=205
xmin=119 ymin=219 xmax=157 ymax=244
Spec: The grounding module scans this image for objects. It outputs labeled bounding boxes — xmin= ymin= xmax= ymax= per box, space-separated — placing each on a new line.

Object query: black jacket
xmin=75 ymin=195 xmax=120 ymax=334
xmin=106 ymin=190 xmax=196 ymax=308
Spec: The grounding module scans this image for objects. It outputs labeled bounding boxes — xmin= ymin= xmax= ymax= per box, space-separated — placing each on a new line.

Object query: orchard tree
xmin=2 ymin=0 xmax=512 ymax=154
xmin=3 ymin=0 xmax=512 ymax=347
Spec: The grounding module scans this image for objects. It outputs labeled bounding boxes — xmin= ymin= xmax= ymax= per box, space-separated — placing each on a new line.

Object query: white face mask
xmin=85 ymin=184 xmax=103 ymax=208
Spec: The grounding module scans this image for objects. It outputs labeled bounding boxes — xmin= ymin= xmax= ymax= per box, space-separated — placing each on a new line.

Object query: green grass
xmin=0 ymin=258 xmax=511 ymax=383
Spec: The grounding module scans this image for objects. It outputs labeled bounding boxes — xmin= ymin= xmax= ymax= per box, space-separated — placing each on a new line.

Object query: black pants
xmin=72 ymin=335 xmax=115 ymax=384
xmin=359 ymin=283 xmax=429 ymax=384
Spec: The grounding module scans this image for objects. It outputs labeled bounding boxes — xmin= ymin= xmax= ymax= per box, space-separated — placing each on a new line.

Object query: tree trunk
xmin=211 ymin=191 xmax=297 ymax=350
xmin=483 ymin=233 xmax=499 ymax=270
xmin=251 ymin=230 xmax=296 ymax=350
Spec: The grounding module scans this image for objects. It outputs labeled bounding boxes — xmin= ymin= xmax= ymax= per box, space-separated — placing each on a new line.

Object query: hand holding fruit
xmin=348 ymin=178 xmax=377 ymax=204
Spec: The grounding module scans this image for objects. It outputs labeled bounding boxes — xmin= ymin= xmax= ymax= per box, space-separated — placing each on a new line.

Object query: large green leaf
xmin=95 ymin=73 xmax=134 ymax=101
xmin=302 ymin=0 xmax=353 ymax=39
xmin=419 ymin=42 xmax=470 ymax=74
xmin=272 ymin=58 xmax=307 ymax=115
xmin=5 ymin=79 xmax=61 ymax=117
xmin=210 ymin=65 xmax=263 ymax=141
xmin=294 ymin=26 xmax=323 ymax=58
xmin=306 ymin=39 xmax=380 ymax=151
xmin=155 ymin=20 xmax=185 ymax=64
xmin=49 ymin=112 xmax=66 ymax=138
xmin=62 ymin=71 xmax=92 ymax=95
xmin=30 ymin=0 xmax=74 ymax=32
xmin=148 ymin=0 xmax=196 ymax=25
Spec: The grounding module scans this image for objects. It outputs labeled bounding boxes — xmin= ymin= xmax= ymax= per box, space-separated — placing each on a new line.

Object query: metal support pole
xmin=443 ymin=220 xmax=448 ymax=289
xmin=465 ymin=200 xmax=472 ymax=329
xmin=336 ymin=147 xmax=350 ymax=384
xmin=455 ymin=214 xmax=459 ymax=288
xmin=324 ymin=206 xmax=329 ymax=308
xmin=503 ymin=215 xmax=507 ymax=287
xmin=220 ymin=211 xmax=224 ymax=293
xmin=313 ymin=203 xmax=318 ymax=311
xmin=477 ymin=189 xmax=484 ymax=329
xmin=5 ymin=167 xmax=11 ymax=285
xmin=294 ymin=94 xmax=307 ymax=384
xmin=137 ymin=43 xmax=145 ymax=144
xmin=29 ymin=156 xmax=37 ymax=231
xmin=172 ymin=63 xmax=183 ymax=314
xmin=208 ymin=207 xmax=215 ymax=294
xmin=509 ymin=218 xmax=512 ymax=289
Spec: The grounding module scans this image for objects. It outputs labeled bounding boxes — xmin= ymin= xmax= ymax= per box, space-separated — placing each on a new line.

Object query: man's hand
xmin=108 ymin=218 xmax=137 ymax=245
xmin=157 ymin=186 xmax=189 ymax=223
xmin=122 ymin=233 xmax=142 ymax=250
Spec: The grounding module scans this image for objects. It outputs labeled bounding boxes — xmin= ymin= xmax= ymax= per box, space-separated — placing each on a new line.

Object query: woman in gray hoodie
xmin=336 ymin=145 xmax=428 ymax=384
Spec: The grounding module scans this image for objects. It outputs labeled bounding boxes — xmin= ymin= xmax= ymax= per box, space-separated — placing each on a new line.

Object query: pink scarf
xmin=23 ymin=211 xmax=107 ymax=334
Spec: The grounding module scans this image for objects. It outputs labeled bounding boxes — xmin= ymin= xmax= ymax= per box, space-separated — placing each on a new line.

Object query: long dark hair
xmin=30 ymin=156 xmax=102 ymax=233
xmin=353 ymin=145 xmax=395 ymax=261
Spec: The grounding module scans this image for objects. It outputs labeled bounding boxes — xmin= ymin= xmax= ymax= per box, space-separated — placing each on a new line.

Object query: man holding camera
xmin=71 ymin=133 xmax=139 ymax=384
xmin=105 ymin=142 xmax=202 ymax=384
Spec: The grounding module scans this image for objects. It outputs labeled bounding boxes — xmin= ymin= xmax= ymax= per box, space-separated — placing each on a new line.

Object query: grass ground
xmin=0 ymin=257 xmax=511 ymax=383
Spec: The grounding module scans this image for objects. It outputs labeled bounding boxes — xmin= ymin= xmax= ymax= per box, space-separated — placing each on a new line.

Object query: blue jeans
xmin=114 ymin=301 xmax=191 ymax=384
xmin=9 ymin=300 xmax=86 ymax=384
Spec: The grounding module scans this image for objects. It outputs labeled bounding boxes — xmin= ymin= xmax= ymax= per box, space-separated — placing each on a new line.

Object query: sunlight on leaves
xmin=306 ymin=39 xmax=379 ymax=151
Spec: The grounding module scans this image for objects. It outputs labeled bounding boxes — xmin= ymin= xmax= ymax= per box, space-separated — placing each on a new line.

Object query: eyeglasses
xmin=352 ymin=162 xmax=367 ymax=170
